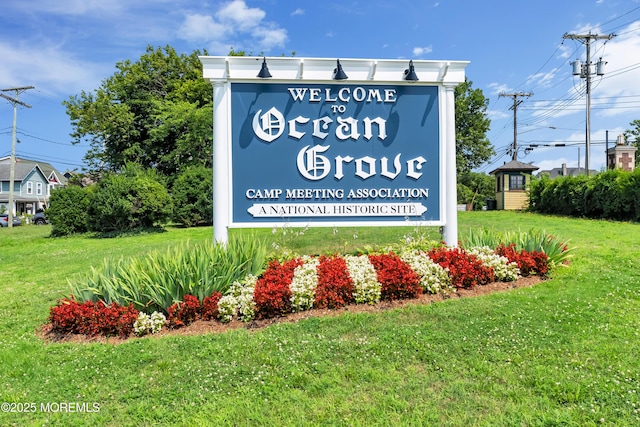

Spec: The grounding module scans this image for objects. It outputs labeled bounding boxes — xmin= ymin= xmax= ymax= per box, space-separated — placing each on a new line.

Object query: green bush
xmin=87 ymin=166 xmax=172 ymax=233
xmin=171 ymin=166 xmax=213 ymax=227
xmin=47 ymin=185 xmax=91 ymax=236
xmin=69 ymin=235 xmax=267 ymax=313
xmin=529 ymin=169 xmax=640 ymax=221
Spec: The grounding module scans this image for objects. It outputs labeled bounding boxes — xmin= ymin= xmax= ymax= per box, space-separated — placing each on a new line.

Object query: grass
xmin=1 ymin=212 xmax=640 ymax=425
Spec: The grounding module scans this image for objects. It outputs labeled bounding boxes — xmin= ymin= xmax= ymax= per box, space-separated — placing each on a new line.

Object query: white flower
xmin=218 ymin=274 xmax=258 ymax=322
xmin=467 ymin=246 xmax=520 ymax=282
xmin=345 ymin=254 xmax=380 ymax=304
xmin=134 ymin=311 xmax=167 ymax=336
xmin=400 ymin=250 xmax=451 ymax=294
xmin=290 ymin=256 xmax=319 ymax=312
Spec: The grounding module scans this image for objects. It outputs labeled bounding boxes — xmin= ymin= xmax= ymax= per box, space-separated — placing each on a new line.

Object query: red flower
xmin=428 ymin=247 xmax=494 ymax=289
xmin=201 ymin=292 xmax=223 ymax=321
xmin=253 ymin=258 xmax=303 ymax=319
xmin=49 ymin=298 xmax=138 ymax=338
xmin=314 ymin=255 xmax=355 ymax=309
xmin=368 ymin=253 xmax=422 ymax=300
xmin=167 ymin=294 xmax=201 ymax=328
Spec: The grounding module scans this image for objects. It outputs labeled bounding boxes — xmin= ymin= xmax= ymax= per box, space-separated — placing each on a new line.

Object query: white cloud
xmin=412 ymin=46 xmax=433 ymax=57
xmin=178 ymin=14 xmax=228 ymax=41
xmin=178 ymin=0 xmax=287 ymax=54
xmin=217 ymin=0 xmax=266 ymax=31
xmin=0 ymin=41 xmax=106 ymax=96
xmin=291 ymin=8 xmax=304 ymax=16
xmin=487 ymin=83 xmax=511 ymax=96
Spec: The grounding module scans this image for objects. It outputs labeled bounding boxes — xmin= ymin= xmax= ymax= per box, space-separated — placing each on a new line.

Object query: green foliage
xmin=455 ymin=79 xmax=495 ymax=175
xmin=529 ymin=169 xmax=640 ymax=221
xmin=46 ymin=185 xmax=91 ymax=236
xmin=457 ymin=171 xmax=495 ymax=209
xmin=460 ymin=227 xmax=573 ymax=268
xmin=625 ymin=119 xmax=640 ymax=163
xmin=87 ymin=165 xmax=172 ymax=233
xmin=69 ymin=235 xmax=267 ymax=312
xmin=171 ymin=165 xmax=213 ymax=227
xmin=64 ymin=45 xmax=212 ymax=178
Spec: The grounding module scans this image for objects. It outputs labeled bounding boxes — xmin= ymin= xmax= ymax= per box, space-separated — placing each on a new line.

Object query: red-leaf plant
xmin=427 ymin=247 xmax=495 ymax=289
xmin=167 ymin=294 xmax=201 ymax=328
xmin=314 ymin=254 xmax=355 ymax=309
xmin=49 ymin=298 xmax=139 ymax=338
xmin=496 ymin=244 xmax=549 ymax=277
xmin=368 ymin=253 xmax=423 ymax=300
xmin=253 ymin=258 xmax=303 ymax=319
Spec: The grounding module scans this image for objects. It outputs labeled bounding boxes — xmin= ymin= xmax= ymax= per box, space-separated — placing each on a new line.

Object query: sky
xmin=1 ymin=0 xmax=640 ymax=175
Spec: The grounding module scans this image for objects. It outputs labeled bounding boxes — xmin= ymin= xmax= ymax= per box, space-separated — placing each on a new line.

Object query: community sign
xmin=200 ymin=57 xmax=468 ymax=245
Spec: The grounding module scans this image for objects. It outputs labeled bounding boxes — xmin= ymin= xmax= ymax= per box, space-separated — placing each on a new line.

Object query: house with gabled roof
xmin=0 ymin=157 xmax=67 ymax=215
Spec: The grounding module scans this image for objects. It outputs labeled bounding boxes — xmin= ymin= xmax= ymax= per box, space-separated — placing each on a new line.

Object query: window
xmin=27 ymin=181 xmax=33 ymax=194
xmin=36 ymin=182 xmax=43 ymax=195
xmin=509 ymin=174 xmax=525 ymax=190
xmin=496 ymin=175 xmax=502 ymax=192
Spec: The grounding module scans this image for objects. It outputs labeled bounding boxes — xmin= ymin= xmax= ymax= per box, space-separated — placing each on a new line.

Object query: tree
xmin=457 ymin=171 xmax=495 ymax=210
xmin=171 ymin=165 xmax=213 ymax=227
xmin=64 ymin=45 xmax=213 ymax=178
xmin=625 ymin=119 xmax=640 ymax=163
xmin=455 ymin=79 xmax=494 ymax=175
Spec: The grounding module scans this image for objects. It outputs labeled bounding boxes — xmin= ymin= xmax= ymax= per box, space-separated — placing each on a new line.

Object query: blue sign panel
xmin=230 ymin=83 xmax=440 ymax=224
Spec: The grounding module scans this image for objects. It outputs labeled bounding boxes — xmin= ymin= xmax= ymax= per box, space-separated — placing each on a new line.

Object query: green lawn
xmin=1 ymin=212 xmax=639 ymax=426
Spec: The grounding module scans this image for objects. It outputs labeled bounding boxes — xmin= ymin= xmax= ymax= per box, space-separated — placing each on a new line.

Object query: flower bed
xmin=47 ymin=247 xmax=550 ymax=339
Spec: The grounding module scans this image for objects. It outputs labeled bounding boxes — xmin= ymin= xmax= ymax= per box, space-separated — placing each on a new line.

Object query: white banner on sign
xmin=248 ymin=203 xmax=427 ymax=218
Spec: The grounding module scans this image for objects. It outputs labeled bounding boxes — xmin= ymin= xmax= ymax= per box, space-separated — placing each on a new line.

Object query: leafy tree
xmin=457 ymin=172 xmax=495 ymax=210
xmin=64 ymin=45 xmax=213 ymax=178
xmin=455 ymin=79 xmax=494 ymax=175
xmin=171 ymin=166 xmax=213 ymax=227
xmin=625 ymin=119 xmax=640 ymax=163
xmin=47 ymin=186 xmax=92 ymax=236
xmin=87 ymin=165 xmax=172 ymax=233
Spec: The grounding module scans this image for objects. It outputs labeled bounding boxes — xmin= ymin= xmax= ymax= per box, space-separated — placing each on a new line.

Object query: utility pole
xmin=564 ymin=31 xmax=615 ymax=176
xmin=1 ymin=86 xmax=34 ymax=227
xmin=499 ymin=91 xmax=532 ymax=161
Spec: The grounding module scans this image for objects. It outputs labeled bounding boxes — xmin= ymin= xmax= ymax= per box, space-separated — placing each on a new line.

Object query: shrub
xmin=87 ymin=165 xmax=172 ymax=233
xmin=314 ymin=255 xmax=355 ymax=309
xmin=369 ymin=253 xmax=422 ymax=300
xmin=47 ymin=185 xmax=91 ymax=236
xmin=171 ymin=166 xmax=213 ymax=227
xmin=428 ymin=247 xmax=494 ymax=289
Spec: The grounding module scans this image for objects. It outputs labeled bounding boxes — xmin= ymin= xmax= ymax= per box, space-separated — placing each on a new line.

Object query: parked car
xmin=33 ymin=210 xmax=48 ymax=225
xmin=0 ymin=214 xmax=22 ymax=227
